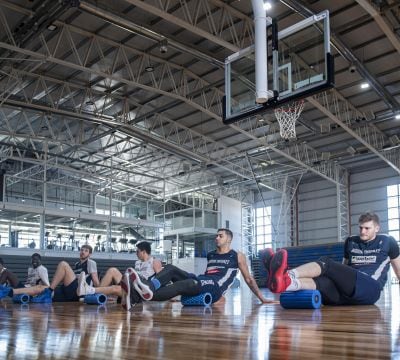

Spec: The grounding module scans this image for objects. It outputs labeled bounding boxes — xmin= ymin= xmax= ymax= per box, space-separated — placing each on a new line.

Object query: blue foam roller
xmin=280 ymin=290 xmax=322 ymax=309
xmin=181 ymin=292 xmax=212 ymax=306
xmin=84 ymin=293 xmax=107 ymax=305
xmin=12 ymin=294 xmax=30 ymax=304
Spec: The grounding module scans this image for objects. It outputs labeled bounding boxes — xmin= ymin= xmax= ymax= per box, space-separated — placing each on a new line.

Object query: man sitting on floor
xmin=0 ymin=257 xmax=21 ymax=288
xmin=119 ymin=228 xmax=272 ymax=310
xmin=266 ymin=212 xmax=400 ymax=306
xmin=77 ymin=241 xmax=162 ymax=302
xmin=0 ymin=245 xmax=99 ymax=302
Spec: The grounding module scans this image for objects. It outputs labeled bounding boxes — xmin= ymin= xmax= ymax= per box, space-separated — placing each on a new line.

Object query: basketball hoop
xmin=274 ymin=100 xmax=305 ymax=139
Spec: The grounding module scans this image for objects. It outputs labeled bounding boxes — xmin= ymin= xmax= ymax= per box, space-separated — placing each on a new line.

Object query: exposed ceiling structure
xmin=0 ymin=0 xmax=399 ymax=207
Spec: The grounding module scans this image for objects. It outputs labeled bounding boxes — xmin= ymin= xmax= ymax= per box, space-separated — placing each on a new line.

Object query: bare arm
xmin=237 ymin=251 xmax=274 ymax=304
xmin=90 ymin=271 xmax=100 ymax=287
xmin=152 ymin=259 xmax=163 ymax=274
xmin=390 ymin=256 xmax=400 ymax=281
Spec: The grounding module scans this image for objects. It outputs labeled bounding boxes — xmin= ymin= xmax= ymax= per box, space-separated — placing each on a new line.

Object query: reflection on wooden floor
xmin=1 ymin=284 xmax=400 ymax=359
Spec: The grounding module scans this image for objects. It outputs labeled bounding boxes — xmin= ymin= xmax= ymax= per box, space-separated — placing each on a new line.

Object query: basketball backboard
xmin=223 ymin=10 xmax=334 ymax=125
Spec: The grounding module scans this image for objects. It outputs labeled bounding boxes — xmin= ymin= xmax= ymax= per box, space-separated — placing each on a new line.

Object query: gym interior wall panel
xmin=297 ymin=180 xmax=338 ymax=245
xmin=349 ymin=167 xmax=398 ymax=235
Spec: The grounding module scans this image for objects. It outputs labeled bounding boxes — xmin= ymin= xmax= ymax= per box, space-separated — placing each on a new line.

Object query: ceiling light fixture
xmin=360 ymin=82 xmax=369 ymax=89
xmin=264 ymin=1 xmax=272 ymax=11
xmin=145 ymin=65 xmax=154 ymax=72
xmin=47 ymin=24 xmax=57 ymax=31
xmin=395 ymin=114 xmax=400 ymax=120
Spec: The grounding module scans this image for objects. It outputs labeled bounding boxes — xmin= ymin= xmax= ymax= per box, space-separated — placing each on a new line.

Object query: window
xmin=254 ymin=206 xmax=272 ymax=252
xmin=387 ymin=185 xmax=400 ymax=241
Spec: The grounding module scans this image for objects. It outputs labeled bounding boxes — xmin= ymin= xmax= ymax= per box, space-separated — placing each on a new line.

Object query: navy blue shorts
xmin=197 ymin=275 xmax=222 ymax=303
xmin=345 ymin=271 xmax=381 ymax=305
xmin=53 ymin=279 xmax=79 ymax=302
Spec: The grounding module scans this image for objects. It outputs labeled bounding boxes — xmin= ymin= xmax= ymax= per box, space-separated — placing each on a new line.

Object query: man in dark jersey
xmin=0 ymin=245 xmax=99 ymax=302
xmin=268 ymin=212 xmax=400 ymax=305
xmin=120 ymin=228 xmax=272 ymax=310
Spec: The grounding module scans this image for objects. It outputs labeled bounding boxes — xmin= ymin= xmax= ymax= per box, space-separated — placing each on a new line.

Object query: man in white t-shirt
xmin=25 ymin=253 xmax=50 ymax=287
xmin=77 ymin=241 xmax=162 ymax=298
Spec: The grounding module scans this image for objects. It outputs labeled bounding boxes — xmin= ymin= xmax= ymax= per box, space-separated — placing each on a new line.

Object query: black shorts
xmin=53 ymin=279 xmax=79 ymax=302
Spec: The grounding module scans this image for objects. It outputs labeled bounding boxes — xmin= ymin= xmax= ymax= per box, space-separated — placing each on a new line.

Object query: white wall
xmin=218 ymin=195 xmax=242 ymax=251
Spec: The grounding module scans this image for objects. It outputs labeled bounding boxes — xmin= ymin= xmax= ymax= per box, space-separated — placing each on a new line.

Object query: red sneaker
xmin=260 ymin=248 xmax=274 ymax=288
xmin=269 ymin=249 xmax=291 ymax=293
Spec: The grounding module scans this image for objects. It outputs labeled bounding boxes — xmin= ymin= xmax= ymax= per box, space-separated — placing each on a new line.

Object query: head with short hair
xmin=358 ymin=212 xmax=380 ymax=242
xmin=31 ymin=253 xmax=42 ymax=268
xmin=217 ymin=228 xmax=233 ymax=241
xmin=31 ymin=253 xmax=41 ymax=260
xmin=136 ymin=241 xmax=151 ymax=255
xmin=81 ymin=244 xmax=93 ymax=254
xmin=358 ymin=212 xmax=380 ymax=226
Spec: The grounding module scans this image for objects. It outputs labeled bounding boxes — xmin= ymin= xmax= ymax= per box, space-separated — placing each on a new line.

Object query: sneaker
xmin=77 ymin=272 xmax=95 ymax=296
xmin=0 ymin=285 xmax=12 ymax=299
xmin=260 ymin=248 xmax=274 ymax=288
xmin=125 ymin=267 xmax=154 ymax=301
xmin=31 ymin=288 xmax=52 ymax=303
xmin=120 ymin=272 xmax=131 ymax=311
xmin=269 ymin=249 xmax=291 ymax=293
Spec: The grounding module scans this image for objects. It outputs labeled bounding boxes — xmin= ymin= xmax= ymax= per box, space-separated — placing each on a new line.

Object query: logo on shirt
xmin=351 ymin=255 xmax=376 ymax=264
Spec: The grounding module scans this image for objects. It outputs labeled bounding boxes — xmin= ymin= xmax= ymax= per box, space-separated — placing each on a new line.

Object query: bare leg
xmin=294 ymin=262 xmax=321 ymax=278
xmin=50 ymin=261 xmax=76 ymax=288
xmin=13 ymin=285 xmax=48 ymax=296
xmin=100 ymin=268 xmax=122 ymax=287
xmin=297 ymin=278 xmax=317 ymax=290
xmin=94 ymin=285 xmax=122 ymax=297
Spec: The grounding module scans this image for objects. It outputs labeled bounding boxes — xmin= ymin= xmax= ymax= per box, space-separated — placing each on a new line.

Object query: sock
xmin=151 ymin=278 xmax=161 ymax=290
xmin=286 ymin=275 xmax=301 ymax=291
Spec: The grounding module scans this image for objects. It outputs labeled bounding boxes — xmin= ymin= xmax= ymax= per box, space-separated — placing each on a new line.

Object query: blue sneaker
xmin=0 ymin=284 xmax=12 ymax=299
xmin=31 ymin=288 xmax=52 ymax=303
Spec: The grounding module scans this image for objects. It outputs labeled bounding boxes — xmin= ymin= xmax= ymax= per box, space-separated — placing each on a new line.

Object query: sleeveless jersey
xmin=135 ymin=257 xmax=156 ymax=279
xmin=74 ymin=258 xmax=97 ymax=285
xmin=203 ymin=249 xmax=239 ymax=295
xmin=344 ymin=234 xmax=399 ymax=289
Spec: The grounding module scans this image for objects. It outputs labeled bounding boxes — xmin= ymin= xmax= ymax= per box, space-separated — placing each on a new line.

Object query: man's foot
xmin=31 ymin=288 xmax=52 ymax=303
xmin=125 ymin=267 xmax=154 ymax=301
xmin=120 ymin=272 xmax=131 ymax=311
xmin=260 ymin=248 xmax=274 ymax=287
xmin=77 ymin=272 xmax=95 ymax=296
xmin=269 ymin=249 xmax=291 ymax=293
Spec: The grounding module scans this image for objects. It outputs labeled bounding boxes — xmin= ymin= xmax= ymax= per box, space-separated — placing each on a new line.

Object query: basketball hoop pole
xmin=251 ymin=0 xmax=273 ymax=103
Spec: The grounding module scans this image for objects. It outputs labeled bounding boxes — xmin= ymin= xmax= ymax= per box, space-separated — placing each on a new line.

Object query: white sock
xmin=286 ymin=273 xmax=301 ymax=291
xmin=85 ymin=283 xmax=96 ymax=295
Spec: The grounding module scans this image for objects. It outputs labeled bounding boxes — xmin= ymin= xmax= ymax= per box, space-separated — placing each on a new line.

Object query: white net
xmin=274 ymin=100 xmax=305 ymax=139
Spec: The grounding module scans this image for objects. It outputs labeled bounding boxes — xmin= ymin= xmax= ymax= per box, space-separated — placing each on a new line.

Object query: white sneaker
xmin=120 ymin=272 xmax=131 ymax=311
xmin=77 ymin=272 xmax=95 ymax=296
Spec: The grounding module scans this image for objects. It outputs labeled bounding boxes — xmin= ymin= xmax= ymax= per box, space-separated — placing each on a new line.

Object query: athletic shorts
xmin=53 ymin=279 xmax=79 ymax=302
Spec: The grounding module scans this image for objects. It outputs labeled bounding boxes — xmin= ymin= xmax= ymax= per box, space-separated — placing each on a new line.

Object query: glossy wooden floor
xmin=1 ymin=284 xmax=400 ymax=359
